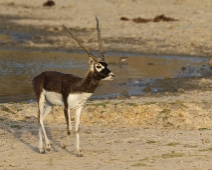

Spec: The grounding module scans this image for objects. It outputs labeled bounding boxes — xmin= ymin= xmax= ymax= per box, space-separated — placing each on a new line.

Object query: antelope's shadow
xmin=0 ymin=114 xmax=83 ymax=156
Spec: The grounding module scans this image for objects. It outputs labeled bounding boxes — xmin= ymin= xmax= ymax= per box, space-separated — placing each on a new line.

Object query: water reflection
xmin=0 ymin=49 xmax=209 ymax=103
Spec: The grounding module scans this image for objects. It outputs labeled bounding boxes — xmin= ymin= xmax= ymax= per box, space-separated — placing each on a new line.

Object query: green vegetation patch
xmin=198 ymin=128 xmax=209 ymax=131
xmin=169 ymin=100 xmax=188 ymax=108
xmin=160 ymin=109 xmax=171 ymax=114
xmin=199 ymin=148 xmax=212 ymax=152
xmin=89 ymin=102 xmax=110 ymax=109
xmin=1 ymin=106 xmax=16 ymax=114
xmin=144 ymin=102 xmax=157 ymax=105
xmin=162 ymin=152 xmax=185 ymax=159
xmin=146 ymin=140 xmax=156 ymax=144
xmin=166 ymin=122 xmax=173 ymax=126
xmin=167 ymin=142 xmax=180 ymax=146
xmin=139 ymin=157 xmax=149 ymax=162
xmin=131 ymin=163 xmax=147 ymax=167
xmin=17 ymin=108 xmax=23 ymax=112
xmin=131 ymin=157 xmax=150 ymax=167
xmin=125 ymin=103 xmax=138 ymax=106
xmin=184 ymin=145 xmax=197 ymax=148
xmin=11 ymin=125 xmax=22 ymax=129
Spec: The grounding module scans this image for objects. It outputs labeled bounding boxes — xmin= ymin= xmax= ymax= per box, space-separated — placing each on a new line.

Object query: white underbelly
xmin=44 ymin=91 xmax=92 ymax=109
xmin=45 ymin=91 xmax=64 ymax=106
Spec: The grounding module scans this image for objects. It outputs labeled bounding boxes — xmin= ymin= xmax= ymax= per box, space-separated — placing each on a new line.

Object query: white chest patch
xmin=44 ymin=91 xmax=92 ymax=109
xmin=68 ymin=93 xmax=92 ymax=109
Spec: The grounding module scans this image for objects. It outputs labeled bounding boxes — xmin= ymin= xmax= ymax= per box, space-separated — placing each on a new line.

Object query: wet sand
xmin=1 ymin=50 xmax=210 ymax=103
xmin=1 ymin=0 xmax=212 ymax=169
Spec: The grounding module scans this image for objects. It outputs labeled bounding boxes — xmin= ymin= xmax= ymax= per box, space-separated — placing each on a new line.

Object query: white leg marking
xmin=38 ymin=92 xmax=45 ymax=153
xmin=39 ymin=97 xmax=53 ymax=153
xmin=43 ymin=103 xmax=53 ymax=151
xmin=75 ymin=106 xmax=83 ymax=157
xmin=39 ymin=127 xmax=44 ymax=153
xmin=68 ymin=108 xmax=72 ymax=133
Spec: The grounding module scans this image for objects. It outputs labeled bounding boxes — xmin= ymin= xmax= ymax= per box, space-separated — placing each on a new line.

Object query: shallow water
xmin=0 ymin=49 xmax=209 ymax=103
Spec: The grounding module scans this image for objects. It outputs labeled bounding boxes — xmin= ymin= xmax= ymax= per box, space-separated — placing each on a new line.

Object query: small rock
xmin=163 ymin=76 xmax=172 ymax=79
xmin=84 ymin=129 xmax=92 ymax=134
xmin=119 ymin=57 xmax=127 ymax=62
xmin=177 ymin=88 xmax=185 ymax=93
xmin=202 ymin=137 xmax=210 ymax=144
xmin=92 ymin=152 xmax=97 ymax=156
xmin=209 ymin=59 xmax=212 ymax=68
xmin=200 ymin=78 xmax=206 ymax=83
xmin=121 ymin=91 xmax=129 ymax=97
xmin=26 ymin=41 xmax=35 ymax=46
xmin=43 ymin=0 xmax=55 ymax=7
xmin=46 ymin=27 xmax=55 ymax=33
xmin=114 ymin=139 xmax=122 ymax=143
xmin=7 ymin=2 xmax=15 ymax=6
xmin=130 ymin=96 xmax=138 ymax=100
xmin=9 ymin=164 xmax=15 ymax=167
xmin=120 ymin=17 xmax=129 ymax=21
xmin=56 ymin=26 xmax=64 ymax=32
xmin=142 ymin=86 xmax=151 ymax=93
xmin=181 ymin=66 xmax=186 ymax=71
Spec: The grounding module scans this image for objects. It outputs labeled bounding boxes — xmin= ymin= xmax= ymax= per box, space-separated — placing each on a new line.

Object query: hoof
xmin=46 ymin=147 xmax=51 ymax=151
xmin=76 ymin=150 xmax=83 ymax=157
xmin=46 ymin=143 xmax=51 ymax=151
xmin=61 ymin=145 xmax=66 ymax=149
xmin=76 ymin=153 xmax=83 ymax=157
xmin=40 ymin=149 xmax=45 ymax=154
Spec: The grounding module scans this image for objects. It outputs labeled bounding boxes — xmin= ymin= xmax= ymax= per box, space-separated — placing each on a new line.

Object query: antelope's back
xmin=32 ymin=71 xmax=82 ymax=97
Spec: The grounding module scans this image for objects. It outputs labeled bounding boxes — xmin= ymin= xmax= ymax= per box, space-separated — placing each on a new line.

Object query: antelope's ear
xmin=89 ymin=57 xmax=101 ymax=66
xmin=89 ymin=57 xmax=95 ymax=66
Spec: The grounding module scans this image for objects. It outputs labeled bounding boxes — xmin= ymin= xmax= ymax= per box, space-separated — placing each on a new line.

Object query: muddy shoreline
xmin=1 ymin=0 xmax=212 ymax=101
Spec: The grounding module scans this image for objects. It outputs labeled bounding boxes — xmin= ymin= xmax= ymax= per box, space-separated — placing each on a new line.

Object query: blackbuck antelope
xmin=32 ymin=17 xmax=115 ymax=157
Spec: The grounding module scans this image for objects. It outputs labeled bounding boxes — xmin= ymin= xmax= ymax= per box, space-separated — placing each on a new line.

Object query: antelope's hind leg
xmin=38 ymin=95 xmax=53 ymax=153
xmin=75 ymin=106 xmax=83 ymax=157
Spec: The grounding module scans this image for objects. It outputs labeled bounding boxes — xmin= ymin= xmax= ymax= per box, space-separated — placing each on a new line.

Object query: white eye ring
xmin=96 ymin=66 xmax=101 ymax=69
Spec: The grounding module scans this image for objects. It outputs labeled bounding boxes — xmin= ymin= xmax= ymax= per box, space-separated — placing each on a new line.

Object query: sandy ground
xmin=1 ymin=0 xmax=212 ymax=169
xmin=2 ymin=90 xmax=212 ymax=170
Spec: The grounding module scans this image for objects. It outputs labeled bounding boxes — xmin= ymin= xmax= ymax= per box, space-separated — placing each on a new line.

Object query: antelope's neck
xmin=80 ymin=71 xmax=100 ymax=93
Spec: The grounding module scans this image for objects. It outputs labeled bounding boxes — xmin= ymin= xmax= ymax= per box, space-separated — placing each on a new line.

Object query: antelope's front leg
xmin=75 ymin=106 xmax=83 ymax=157
xmin=62 ymin=108 xmax=72 ymax=149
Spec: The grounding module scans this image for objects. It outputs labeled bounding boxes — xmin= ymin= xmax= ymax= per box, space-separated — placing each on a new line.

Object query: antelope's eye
xmin=96 ymin=66 xmax=101 ymax=69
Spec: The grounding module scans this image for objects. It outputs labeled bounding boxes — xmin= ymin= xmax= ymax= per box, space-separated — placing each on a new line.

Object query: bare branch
xmin=62 ymin=25 xmax=98 ymax=62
